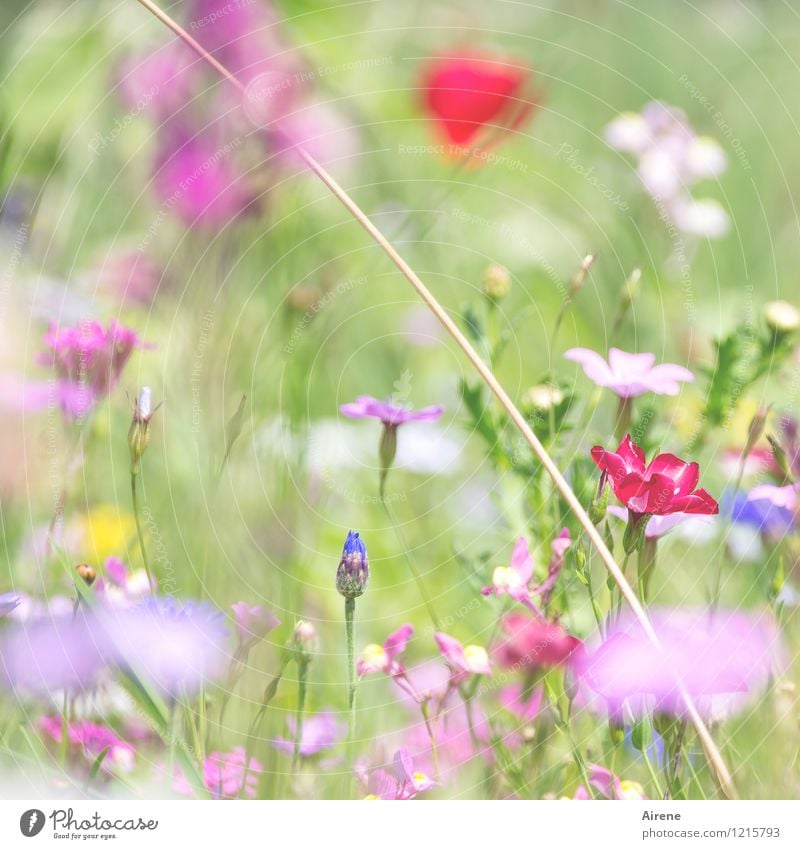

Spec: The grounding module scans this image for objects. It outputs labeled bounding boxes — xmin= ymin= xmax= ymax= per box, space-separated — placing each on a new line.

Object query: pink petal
xmin=383 ymin=624 xmax=414 ymax=662
xmin=564 ymin=348 xmax=613 ymax=386
xmin=510 ymin=537 xmax=535 ymax=585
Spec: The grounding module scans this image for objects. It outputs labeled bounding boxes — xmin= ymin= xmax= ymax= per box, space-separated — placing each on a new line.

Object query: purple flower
xmin=363 ymin=748 xmax=436 ymax=800
xmin=340 ymin=395 xmax=444 ymax=426
xmin=38 ymin=716 xmax=135 ymax=774
xmin=231 ymin=602 xmax=280 ymax=651
xmin=0 ymin=612 xmax=111 ymax=696
xmin=100 ymin=598 xmax=228 ymax=696
xmin=273 ymin=710 xmax=345 ymax=758
xmin=564 ymin=348 xmax=694 ymax=398
xmin=576 ymin=608 xmax=783 ymax=719
xmin=0 ymin=592 xmax=20 ymax=617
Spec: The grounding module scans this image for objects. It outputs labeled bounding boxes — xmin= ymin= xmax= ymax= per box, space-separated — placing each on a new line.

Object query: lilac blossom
xmin=0 ymin=592 xmax=20 ymax=617
xmin=576 ymin=608 xmax=783 ymax=719
xmin=273 ymin=711 xmax=345 ymax=758
xmin=564 ymin=348 xmax=694 ymax=398
xmin=340 ymin=395 xmax=444 ymax=426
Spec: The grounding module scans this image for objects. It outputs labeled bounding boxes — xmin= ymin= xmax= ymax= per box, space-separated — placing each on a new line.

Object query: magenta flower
xmin=340 ymin=395 xmax=444 ymax=426
xmin=96 ymin=557 xmax=153 ymax=607
xmin=0 ymin=592 xmax=20 ymax=617
xmin=564 ymin=348 xmax=694 ymax=398
xmin=500 ymin=684 xmax=543 ymax=722
xmin=38 ymin=716 xmax=134 ymax=774
xmin=34 ymin=320 xmax=148 ymax=417
xmin=357 ymin=624 xmax=413 ymax=676
xmin=482 ymin=530 xmax=571 ymax=615
xmin=592 ymin=435 xmax=719 ymax=519
xmin=435 ymin=632 xmax=491 ymax=683
xmin=154 ymin=128 xmax=258 ymax=230
xmin=493 ymin=613 xmax=583 ymax=670
xmin=117 ymin=41 xmax=198 ymax=122
xmin=606 ymin=506 xmax=716 ymax=539
xmin=203 ymin=747 xmax=262 ymax=799
xmin=273 ymin=710 xmax=345 ymax=758
xmin=364 ymin=748 xmax=436 ymax=799
xmin=231 ymin=602 xmax=280 ymax=652
xmin=573 ymin=764 xmax=646 ymax=800
xmin=576 ymin=608 xmax=783 ymax=718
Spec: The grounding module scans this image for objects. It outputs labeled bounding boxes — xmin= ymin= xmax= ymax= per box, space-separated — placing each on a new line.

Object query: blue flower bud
xmin=336 ymin=530 xmax=369 ymax=599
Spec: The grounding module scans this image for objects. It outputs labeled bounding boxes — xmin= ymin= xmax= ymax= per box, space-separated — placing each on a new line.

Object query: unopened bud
xmin=76 ymin=563 xmax=96 ymax=586
xmin=482 ymin=264 xmax=511 ymax=300
xmin=129 ymin=387 xmax=156 ymax=476
xmin=290 ymin=619 xmax=317 ymax=665
xmin=764 ymin=300 xmax=800 ymax=335
xmin=336 ymin=530 xmax=369 ymax=599
xmin=743 ymin=405 xmax=771 ymax=459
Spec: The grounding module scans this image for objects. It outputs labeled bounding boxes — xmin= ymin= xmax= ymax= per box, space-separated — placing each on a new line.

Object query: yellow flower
xmin=73 ymin=504 xmax=136 ymax=562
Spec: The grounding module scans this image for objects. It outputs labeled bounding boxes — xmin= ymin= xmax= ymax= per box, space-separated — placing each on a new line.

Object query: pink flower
xmin=482 ymin=530 xmax=571 ymax=614
xmin=434 ymin=632 xmax=491 ymax=683
xmin=493 ymin=613 xmax=582 ymax=670
xmin=95 ymin=557 xmax=153 ymax=607
xmin=35 ymin=320 xmax=147 ymax=417
xmin=273 ymin=711 xmax=345 ymax=758
xmin=154 ymin=128 xmax=259 ymax=230
xmin=574 ymin=764 xmax=646 ymax=800
xmin=357 ymin=624 xmax=413 ymax=677
xmin=606 ymin=506 xmax=716 ymax=538
xmin=591 ymin=435 xmax=719 ymax=518
xmin=38 ymin=716 xmax=135 ymax=773
xmin=230 ymin=602 xmax=280 ymax=651
xmin=203 ymin=747 xmax=262 ymax=799
xmin=364 ymin=748 xmax=436 ymax=799
xmin=564 ymin=348 xmax=694 ymax=398
xmin=340 ymin=395 xmax=444 ymax=426
xmin=500 ymin=684 xmax=543 ymax=721
xmin=575 ymin=608 xmax=783 ymax=718
xmin=117 ymin=41 xmax=198 ymax=122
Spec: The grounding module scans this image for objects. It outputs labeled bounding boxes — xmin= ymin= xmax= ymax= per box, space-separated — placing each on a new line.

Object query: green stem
xmin=131 ymin=473 xmax=155 ymax=593
xmin=293 ymin=660 xmax=309 ymax=768
xmin=344 ymin=596 xmax=357 ymax=797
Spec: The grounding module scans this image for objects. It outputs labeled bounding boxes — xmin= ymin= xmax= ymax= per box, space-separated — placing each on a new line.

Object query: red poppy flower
xmin=591 ymin=435 xmax=719 ymax=518
xmin=421 ymin=53 xmax=534 ymax=149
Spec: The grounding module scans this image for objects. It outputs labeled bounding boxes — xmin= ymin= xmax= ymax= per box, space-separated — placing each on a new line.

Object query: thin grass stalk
xmin=131 ymin=0 xmax=737 ymax=800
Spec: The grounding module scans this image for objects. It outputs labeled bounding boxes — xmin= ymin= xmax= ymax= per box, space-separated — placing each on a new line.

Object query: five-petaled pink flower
xmin=565 ymin=348 xmax=694 ymax=398
xmin=591 ymin=435 xmax=718 ymax=519
xmin=481 ymin=529 xmax=571 ymax=617
xmin=340 ymin=395 xmax=444 ymax=426
xmin=363 ymin=748 xmax=436 ymax=800
xmin=434 ymin=632 xmax=491 ymax=683
xmin=357 ymin=624 xmax=414 ymax=677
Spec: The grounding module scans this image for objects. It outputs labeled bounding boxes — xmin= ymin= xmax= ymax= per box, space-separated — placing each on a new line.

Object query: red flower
xmin=591 ymin=435 xmax=719 ymax=518
xmin=493 ymin=613 xmax=582 ymax=669
xmin=421 ymin=53 xmax=534 ymax=149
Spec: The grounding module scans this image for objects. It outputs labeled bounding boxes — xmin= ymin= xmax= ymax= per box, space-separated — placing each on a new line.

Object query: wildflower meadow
xmin=0 ymin=0 xmax=799 ymax=830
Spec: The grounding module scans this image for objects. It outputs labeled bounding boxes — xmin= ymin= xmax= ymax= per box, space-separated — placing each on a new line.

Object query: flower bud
xmin=482 ymin=264 xmax=511 ymax=300
xmin=521 ymin=384 xmax=564 ymax=415
xmin=743 ymin=405 xmax=771 ymax=459
xmin=290 ymin=620 xmax=317 ymax=665
xmin=336 ymin=530 xmax=369 ymax=599
xmin=75 ymin=563 xmax=96 ymax=586
xmin=129 ymin=387 xmax=155 ymax=476
xmin=764 ymin=300 xmax=800 ymax=335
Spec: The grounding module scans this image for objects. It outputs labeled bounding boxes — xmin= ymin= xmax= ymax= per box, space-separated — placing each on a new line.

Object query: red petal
xmin=422 ymin=55 xmax=529 ymax=147
xmin=645 ymin=453 xmax=699 ymax=495
xmin=615 ymin=435 xmax=647 ymax=474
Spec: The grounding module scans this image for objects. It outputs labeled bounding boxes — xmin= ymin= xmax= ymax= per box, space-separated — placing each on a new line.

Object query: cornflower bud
xmin=336 ymin=530 xmax=369 ymax=599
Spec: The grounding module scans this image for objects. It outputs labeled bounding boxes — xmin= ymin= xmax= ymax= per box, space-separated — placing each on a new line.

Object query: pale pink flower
xmin=564 ymin=348 xmax=694 ymax=398
xmin=606 ymin=505 xmax=715 ymax=539
xmin=273 ymin=711 xmax=345 ymax=758
xmin=576 ymin=608 xmax=783 ymax=718
xmin=434 ymin=632 xmax=491 ymax=683
xmin=357 ymin=624 xmax=413 ymax=677
xmin=340 ymin=395 xmax=444 ymax=426
xmin=574 ymin=764 xmax=646 ymax=800
xmin=364 ymin=748 xmax=436 ymax=800
xmin=230 ymin=602 xmax=280 ymax=651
